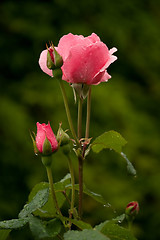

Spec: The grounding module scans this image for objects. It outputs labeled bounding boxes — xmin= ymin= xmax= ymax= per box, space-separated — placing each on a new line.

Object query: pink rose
xmin=36 ymin=122 xmax=58 ymax=154
xmin=39 ymin=33 xmax=117 ymax=85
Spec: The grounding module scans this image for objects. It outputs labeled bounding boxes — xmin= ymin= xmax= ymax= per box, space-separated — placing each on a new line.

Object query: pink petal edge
xmin=39 ymin=50 xmax=53 ymax=77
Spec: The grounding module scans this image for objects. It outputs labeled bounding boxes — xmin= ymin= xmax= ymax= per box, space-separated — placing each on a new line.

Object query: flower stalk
xmin=85 ymin=87 xmax=91 ymax=140
xmin=58 ymin=79 xmax=79 ymax=146
xmin=45 ymin=163 xmax=62 ymax=216
xmin=66 ymin=154 xmax=75 ymax=220
xmin=77 ymin=95 xmax=84 ymax=218
xmin=128 ymin=221 xmax=132 ymax=231
xmin=77 ymin=97 xmax=83 ymax=139
xmin=78 ymin=155 xmax=84 ymax=218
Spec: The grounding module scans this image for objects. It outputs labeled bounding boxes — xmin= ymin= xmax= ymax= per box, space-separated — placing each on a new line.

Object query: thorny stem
xmin=46 ymin=166 xmax=62 ymax=216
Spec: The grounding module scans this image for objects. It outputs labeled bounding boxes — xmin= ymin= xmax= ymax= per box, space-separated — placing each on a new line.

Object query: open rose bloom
xmin=39 ymin=33 xmax=117 ymax=85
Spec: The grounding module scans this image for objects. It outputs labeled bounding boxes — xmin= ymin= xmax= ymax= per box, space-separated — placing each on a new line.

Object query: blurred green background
xmin=0 ymin=0 xmax=160 ymax=239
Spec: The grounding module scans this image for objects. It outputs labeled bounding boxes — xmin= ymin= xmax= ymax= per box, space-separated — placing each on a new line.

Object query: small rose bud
xmin=34 ymin=122 xmax=58 ymax=156
xmin=125 ymin=201 xmax=139 ymax=221
xmin=57 ymin=124 xmax=70 ymax=146
xmin=47 ymin=44 xmax=63 ymax=70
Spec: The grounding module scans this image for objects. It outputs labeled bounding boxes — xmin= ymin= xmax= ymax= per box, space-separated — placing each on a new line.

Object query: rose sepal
xmin=42 ymin=136 xmax=54 ymax=156
xmin=30 ymin=131 xmax=39 ymax=155
xmin=72 ymin=83 xmax=90 ymax=100
xmin=57 ymin=124 xmax=70 ymax=146
xmin=47 ymin=44 xmax=63 ymax=70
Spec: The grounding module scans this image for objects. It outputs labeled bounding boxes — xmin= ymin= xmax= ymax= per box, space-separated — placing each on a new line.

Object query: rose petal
xmin=58 ymin=33 xmax=86 ymax=61
xmin=36 ymin=122 xmax=46 ymax=152
xmin=109 ymin=47 xmax=117 ymax=55
xmin=62 ymin=41 xmax=110 ymax=84
xmin=43 ymin=122 xmax=58 ymax=151
xmin=39 ymin=50 xmax=53 ymax=77
xmin=100 ymin=71 xmax=111 ymax=82
xmin=89 ymin=71 xmax=105 ymax=85
xmin=36 ymin=122 xmax=58 ymax=153
xmin=99 ymin=47 xmax=118 ymax=71
xmin=90 ymin=71 xmax=111 ymax=85
xmin=86 ymin=33 xmax=101 ymax=43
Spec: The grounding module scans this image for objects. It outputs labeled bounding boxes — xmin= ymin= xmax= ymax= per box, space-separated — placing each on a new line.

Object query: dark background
xmin=0 ymin=0 xmax=160 ymax=239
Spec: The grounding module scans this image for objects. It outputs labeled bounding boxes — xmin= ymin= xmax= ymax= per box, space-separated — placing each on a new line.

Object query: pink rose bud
xmin=125 ymin=201 xmax=139 ymax=221
xmin=39 ymin=33 xmax=117 ymax=85
xmin=35 ymin=122 xmax=58 ymax=156
xmin=46 ymin=44 xmax=63 ymax=70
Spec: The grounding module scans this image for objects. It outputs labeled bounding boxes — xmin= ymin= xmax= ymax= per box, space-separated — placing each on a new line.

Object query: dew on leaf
xmin=103 ymin=203 xmax=111 ymax=208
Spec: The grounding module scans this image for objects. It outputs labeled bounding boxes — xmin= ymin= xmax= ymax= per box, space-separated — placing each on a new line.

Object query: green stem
xmin=58 ymin=79 xmax=78 ymax=144
xmin=67 ymin=154 xmax=75 ymax=219
xmin=128 ymin=221 xmax=132 ymax=231
xmin=78 ymin=155 xmax=83 ymax=218
xmin=77 ymin=96 xmax=84 ymax=218
xmin=62 ymin=191 xmax=71 ymax=205
xmin=82 ymin=86 xmax=92 ymax=158
xmin=57 ymin=234 xmax=63 ymax=240
xmin=46 ymin=166 xmax=62 ymax=216
xmin=77 ymin=97 xmax=83 ymax=139
xmin=85 ymin=87 xmax=91 ymax=139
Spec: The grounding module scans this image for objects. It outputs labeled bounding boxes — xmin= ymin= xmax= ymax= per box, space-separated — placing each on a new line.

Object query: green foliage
xmin=91 ymin=131 xmax=136 ymax=176
xmin=91 ymin=131 xmax=127 ymax=154
xmin=0 ymin=218 xmax=28 ymax=229
xmin=0 ymin=188 xmax=49 ymax=231
xmin=29 ymin=215 xmax=62 ymax=239
xmin=19 ymin=188 xmax=49 ymax=218
xmin=95 ymin=214 xmax=137 ymax=240
xmin=95 ymin=215 xmax=126 ymax=232
xmin=69 ymin=219 xmax=92 ymax=230
xmin=64 ymin=229 xmax=110 ymax=240
xmin=28 ymin=174 xmax=71 ymax=218
xmin=120 ymin=153 xmax=136 ymax=176
xmin=96 ymin=221 xmax=137 ymax=240
xmin=57 ymin=215 xmax=92 ymax=230
xmin=66 ymin=184 xmax=107 ymax=205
